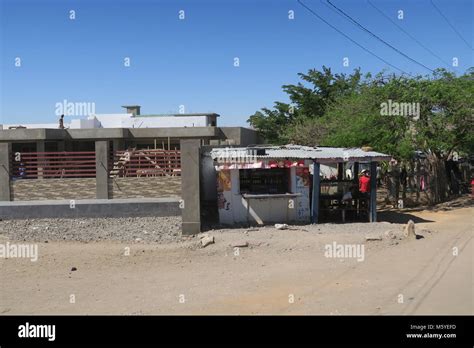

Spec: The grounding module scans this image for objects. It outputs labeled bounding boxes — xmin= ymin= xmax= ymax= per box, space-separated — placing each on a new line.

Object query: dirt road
xmin=0 ymin=207 xmax=472 ymax=315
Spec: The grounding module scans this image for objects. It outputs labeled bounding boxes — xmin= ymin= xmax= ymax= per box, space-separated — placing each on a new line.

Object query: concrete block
xmin=0 ymin=198 xmax=181 ymax=219
xmin=0 ymin=142 xmax=12 ymax=201
xmin=180 ymin=139 xmax=201 ymax=235
xmin=95 ymin=141 xmax=110 ymax=199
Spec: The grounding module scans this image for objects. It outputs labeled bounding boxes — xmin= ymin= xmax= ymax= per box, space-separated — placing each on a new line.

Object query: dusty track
xmin=0 ymin=207 xmax=472 ymax=315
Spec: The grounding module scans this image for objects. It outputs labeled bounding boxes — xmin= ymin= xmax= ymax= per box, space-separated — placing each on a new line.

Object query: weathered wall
xmin=11 ymin=178 xmax=96 ymax=201
xmin=217 ymin=168 xmax=311 ymax=225
xmin=110 ymin=177 xmax=181 ymax=199
xmin=0 ymin=198 xmax=181 ymax=219
xmin=200 ymin=151 xmax=217 ymax=202
xmin=217 ymin=127 xmax=261 ymax=146
xmin=10 ymin=177 xmax=181 ymax=201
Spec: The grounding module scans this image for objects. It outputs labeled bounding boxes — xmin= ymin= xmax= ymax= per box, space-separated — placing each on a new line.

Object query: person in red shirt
xmin=358 ymin=169 xmax=371 ymax=219
xmin=359 ymin=169 xmax=371 ymax=193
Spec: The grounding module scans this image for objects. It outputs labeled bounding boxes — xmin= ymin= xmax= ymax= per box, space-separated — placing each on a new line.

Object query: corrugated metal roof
xmin=210 ymin=145 xmax=391 ymax=163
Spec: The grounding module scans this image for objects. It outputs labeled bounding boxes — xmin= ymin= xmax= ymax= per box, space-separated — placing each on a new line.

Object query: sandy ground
xmin=0 ymin=206 xmax=472 ymax=315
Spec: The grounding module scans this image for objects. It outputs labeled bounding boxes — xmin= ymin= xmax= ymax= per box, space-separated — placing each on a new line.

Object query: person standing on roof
xmin=59 ymin=114 xmax=65 ymax=129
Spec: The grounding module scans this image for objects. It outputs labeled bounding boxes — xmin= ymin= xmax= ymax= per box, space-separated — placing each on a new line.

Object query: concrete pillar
xmin=95 ymin=141 xmax=110 ymax=199
xmin=36 ymin=140 xmax=45 ymax=179
xmin=36 ymin=141 xmax=45 ymax=153
xmin=0 ymin=143 xmax=12 ymax=201
xmin=180 ymin=139 xmax=201 ymax=235
xmin=311 ymin=161 xmax=320 ymax=224
xmin=369 ymin=161 xmax=377 ymax=222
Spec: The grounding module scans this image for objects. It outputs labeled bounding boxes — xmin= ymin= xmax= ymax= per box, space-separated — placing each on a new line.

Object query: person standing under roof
xmin=359 ymin=169 xmax=371 ymax=193
xmin=358 ymin=169 xmax=371 ymax=220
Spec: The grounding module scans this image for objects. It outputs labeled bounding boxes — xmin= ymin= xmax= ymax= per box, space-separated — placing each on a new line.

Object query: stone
xmin=384 ymin=230 xmax=397 ymax=239
xmin=366 ymin=233 xmax=383 ymax=241
xmin=71 ymin=267 xmax=77 ymax=272
xmin=403 ymin=220 xmax=416 ymax=239
xmin=275 ymin=224 xmax=289 ymax=230
xmin=231 ymin=241 xmax=249 ymax=248
xmin=201 ymin=235 xmax=214 ymax=248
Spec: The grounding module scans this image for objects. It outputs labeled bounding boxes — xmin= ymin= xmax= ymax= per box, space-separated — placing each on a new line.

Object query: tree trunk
xmin=427 ymin=154 xmax=448 ymax=204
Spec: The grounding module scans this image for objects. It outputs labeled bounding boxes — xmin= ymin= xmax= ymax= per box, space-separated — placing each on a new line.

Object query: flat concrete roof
xmin=136 ymin=113 xmax=220 ymax=118
xmin=0 ymin=126 xmax=221 ymax=141
xmin=127 ymin=127 xmax=219 ymax=139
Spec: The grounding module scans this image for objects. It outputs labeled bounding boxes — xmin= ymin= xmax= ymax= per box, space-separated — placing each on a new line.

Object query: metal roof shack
xmin=211 ymin=145 xmax=391 ymax=164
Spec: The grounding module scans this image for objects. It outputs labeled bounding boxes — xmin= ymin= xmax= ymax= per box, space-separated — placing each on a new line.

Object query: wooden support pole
xmin=353 ymin=162 xmax=359 ymax=183
xmin=337 ymin=162 xmax=344 ymax=181
xmin=369 ymin=161 xmax=377 ymax=222
xmin=311 ymin=161 xmax=321 ymax=224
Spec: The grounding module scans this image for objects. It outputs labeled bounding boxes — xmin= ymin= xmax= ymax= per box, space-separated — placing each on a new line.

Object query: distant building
xmin=0 ymin=105 xmax=260 ymax=154
xmin=1 ymin=105 xmax=219 ymax=130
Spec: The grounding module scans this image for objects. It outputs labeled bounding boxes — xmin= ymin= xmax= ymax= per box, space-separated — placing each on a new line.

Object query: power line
xmin=325 ymin=0 xmax=434 ymax=72
xmin=430 ymin=0 xmax=473 ymax=50
xmin=367 ymin=0 xmax=452 ymax=69
xmin=296 ymin=0 xmax=412 ymax=76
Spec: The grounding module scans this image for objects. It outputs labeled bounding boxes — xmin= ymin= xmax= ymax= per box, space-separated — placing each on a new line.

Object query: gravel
xmin=0 ymin=216 xmax=414 ymax=246
xmin=0 ymin=216 xmax=183 ymax=243
xmin=209 ymin=221 xmax=405 ymax=236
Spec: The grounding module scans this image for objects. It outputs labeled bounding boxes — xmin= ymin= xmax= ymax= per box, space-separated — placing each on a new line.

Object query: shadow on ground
xmin=378 ymin=210 xmax=435 ymax=224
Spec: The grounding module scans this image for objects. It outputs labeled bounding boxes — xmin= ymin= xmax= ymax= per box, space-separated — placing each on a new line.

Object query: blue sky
xmin=1 ymin=0 xmax=472 ymax=126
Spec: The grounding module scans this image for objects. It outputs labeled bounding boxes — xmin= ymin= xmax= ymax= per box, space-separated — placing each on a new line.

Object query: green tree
xmin=248 ymin=66 xmax=364 ymax=144
xmin=249 ymin=66 xmax=474 ymax=204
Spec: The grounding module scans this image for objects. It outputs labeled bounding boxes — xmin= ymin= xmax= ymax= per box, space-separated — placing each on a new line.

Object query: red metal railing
xmin=110 ymin=149 xmax=181 ymax=177
xmin=11 ymin=151 xmax=96 ymax=179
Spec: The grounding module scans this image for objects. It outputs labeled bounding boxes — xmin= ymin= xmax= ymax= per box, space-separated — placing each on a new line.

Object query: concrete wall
xmin=10 ymin=177 xmax=182 ymax=201
xmin=124 ymin=116 xmax=211 ymax=128
xmin=200 ymin=151 xmax=217 ymax=202
xmin=239 ymin=127 xmax=260 ymax=146
xmin=11 ymin=178 xmax=96 ymax=201
xmin=110 ymin=177 xmax=181 ymax=199
xmin=0 ymin=198 xmax=181 ymax=219
xmin=217 ymin=168 xmax=311 ymax=225
xmin=218 ymin=127 xmax=261 ymax=146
